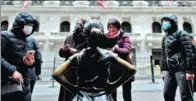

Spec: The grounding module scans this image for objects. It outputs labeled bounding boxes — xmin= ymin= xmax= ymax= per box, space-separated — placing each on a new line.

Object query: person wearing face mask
xmin=52 ymin=20 xmax=136 ymax=101
xmin=26 ymin=36 xmax=43 ymax=95
xmin=160 ymin=14 xmax=195 ymax=101
xmin=105 ymin=18 xmax=133 ymax=101
xmin=190 ymin=35 xmax=196 ymax=93
xmin=1 ymin=12 xmax=39 ymax=101
xmin=58 ymin=19 xmax=88 ymax=101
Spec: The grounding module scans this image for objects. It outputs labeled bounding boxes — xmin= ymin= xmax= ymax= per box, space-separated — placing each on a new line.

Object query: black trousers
xmin=30 ymin=79 xmax=36 ymax=93
xmin=2 ymin=92 xmax=24 ymax=101
xmin=163 ymin=71 xmax=194 ymax=101
xmin=111 ymin=80 xmax=132 ymax=101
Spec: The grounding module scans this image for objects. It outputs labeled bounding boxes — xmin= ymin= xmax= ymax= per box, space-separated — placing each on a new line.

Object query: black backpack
xmin=176 ymin=30 xmax=196 ymax=92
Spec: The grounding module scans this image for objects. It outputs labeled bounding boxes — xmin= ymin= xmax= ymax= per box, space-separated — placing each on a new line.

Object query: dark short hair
xmin=107 ymin=18 xmax=121 ymax=30
xmin=84 ymin=19 xmax=104 ymax=35
xmin=89 ymin=28 xmax=106 ymax=48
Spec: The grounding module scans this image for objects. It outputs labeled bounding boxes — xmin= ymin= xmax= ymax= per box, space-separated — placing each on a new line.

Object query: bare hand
xmin=161 ymin=71 xmax=166 ymax=81
xmin=112 ymin=45 xmax=119 ymax=51
xmin=23 ymin=55 xmax=35 ymax=66
xmin=12 ymin=71 xmax=23 ymax=84
xmin=62 ymin=44 xmax=70 ymax=51
xmin=69 ymin=47 xmax=77 ymax=54
xmin=186 ymin=73 xmax=195 ymax=80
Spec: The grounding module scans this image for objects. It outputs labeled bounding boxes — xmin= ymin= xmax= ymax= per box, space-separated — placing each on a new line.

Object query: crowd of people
xmin=1 ymin=12 xmax=196 ymax=101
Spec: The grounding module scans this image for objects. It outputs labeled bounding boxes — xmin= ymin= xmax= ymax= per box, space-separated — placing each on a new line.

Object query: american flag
xmin=168 ymin=0 xmax=174 ymax=5
xmin=23 ymin=0 xmax=30 ymax=9
xmin=97 ymin=0 xmax=107 ymax=8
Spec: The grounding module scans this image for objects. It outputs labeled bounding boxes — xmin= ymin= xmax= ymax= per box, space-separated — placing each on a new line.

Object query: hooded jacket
xmin=1 ymin=12 xmax=39 ymax=81
xmin=160 ymin=14 xmax=194 ymax=73
xmin=27 ymin=37 xmax=43 ymax=80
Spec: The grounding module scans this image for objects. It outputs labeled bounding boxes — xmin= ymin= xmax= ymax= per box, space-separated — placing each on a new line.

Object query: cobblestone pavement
xmin=32 ymin=80 xmax=196 ymax=101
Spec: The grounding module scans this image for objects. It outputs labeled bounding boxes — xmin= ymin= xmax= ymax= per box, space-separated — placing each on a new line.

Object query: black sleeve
xmin=33 ymin=38 xmax=43 ymax=75
xmin=192 ymin=45 xmax=196 ymax=72
xmin=180 ymin=32 xmax=194 ymax=73
xmin=1 ymin=32 xmax=17 ymax=76
xmin=160 ymin=36 xmax=166 ymax=72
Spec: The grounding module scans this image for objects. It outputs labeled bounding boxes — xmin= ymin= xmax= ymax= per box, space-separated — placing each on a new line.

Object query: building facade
xmin=1 ymin=1 xmax=196 ymax=66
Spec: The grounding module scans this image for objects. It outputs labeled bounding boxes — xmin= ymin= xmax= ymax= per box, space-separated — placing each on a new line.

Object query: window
xmin=60 ymin=21 xmax=70 ymax=32
xmin=91 ymin=16 xmax=100 ymax=20
xmin=183 ymin=22 xmax=192 ymax=33
xmin=121 ymin=22 xmax=131 ymax=33
xmin=152 ymin=49 xmax=161 ymax=65
xmin=1 ymin=20 xmax=9 ymax=31
xmin=152 ymin=22 xmax=162 ymax=33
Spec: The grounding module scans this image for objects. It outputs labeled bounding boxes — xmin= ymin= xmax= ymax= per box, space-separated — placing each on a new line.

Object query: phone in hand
xmin=26 ymin=50 xmax=35 ymax=57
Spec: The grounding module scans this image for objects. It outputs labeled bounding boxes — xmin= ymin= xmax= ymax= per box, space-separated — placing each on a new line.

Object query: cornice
xmin=1 ymin=6 xmax=196 ymax=15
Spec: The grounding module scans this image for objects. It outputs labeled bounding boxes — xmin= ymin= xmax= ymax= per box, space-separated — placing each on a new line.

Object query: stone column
xmin=177 ymin=15 xmax=183 ymax=30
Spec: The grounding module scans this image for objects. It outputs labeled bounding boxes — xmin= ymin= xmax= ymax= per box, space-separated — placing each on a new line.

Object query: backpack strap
xmin=176 ymin=29 xmax=183 ymax=42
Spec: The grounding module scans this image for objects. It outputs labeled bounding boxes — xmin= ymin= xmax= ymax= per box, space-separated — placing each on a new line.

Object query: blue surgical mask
xmin=162 ymin=21 xmax=171 ymax=31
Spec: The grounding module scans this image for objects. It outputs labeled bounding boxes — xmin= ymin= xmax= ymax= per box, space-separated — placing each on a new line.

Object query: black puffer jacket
xmin=160 ymin=14 xmax=194 ymax=73
xmin=27 ymin=37 xmax=43 ymax=80
xmin=1 ymin=12 xmax=39 ymax=81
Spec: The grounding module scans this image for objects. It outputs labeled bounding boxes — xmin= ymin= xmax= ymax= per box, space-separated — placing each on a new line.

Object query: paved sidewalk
xmin=32 ymin=79 xmax=196 ymax=101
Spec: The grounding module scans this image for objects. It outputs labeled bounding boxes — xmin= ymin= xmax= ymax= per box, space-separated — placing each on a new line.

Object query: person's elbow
xmin=132 ymin=66 xmax=137 ymax=74
xmin=129 ymin=65 xmax=136 ymax=75
xmin=51 ymin=71 xmax=59 ymax=80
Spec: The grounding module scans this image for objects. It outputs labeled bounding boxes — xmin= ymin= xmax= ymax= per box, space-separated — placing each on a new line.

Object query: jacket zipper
xmin=176 ymin=53 xmax=180 ymax=66
xmin=165 ymin=35 xmax=170 ymax=70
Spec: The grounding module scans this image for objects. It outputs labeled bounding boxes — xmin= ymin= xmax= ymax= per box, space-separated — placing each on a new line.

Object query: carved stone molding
xmin=1 ymin=16 xmax=9 ymax=22
xmin=32 ymin=32 xmax=48 ymax=41
xmin=43 ymin=1 xmax=60 ymax=7
xmin=129 ymin=33 xmax=142 ymax=48
xmin=106 ymin=1 xmax=119 ymax=8
xmin=72 ymin=1 xmax=90 ymax=7
xmin=60 ymin=16 xmax=70 ymax=23
xmin=49 ymin=42 xmax=55 ymax=46
xmin=13 ymin=1 xmax=22 ymax=6
xmin=146 ymin=33 xmax=164 ymax=48
xmin=132 ymin=1 xmax=149 ymax=7
xmin=183 ymin=16 xmax=192 ymax=23
xmin=50 ymin=32 xmax=70 ymax=36
xmin=160 ymin=1 xmax=178 ymax=7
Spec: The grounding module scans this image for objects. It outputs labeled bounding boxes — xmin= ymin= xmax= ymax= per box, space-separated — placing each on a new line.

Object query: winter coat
xmin=27 ymin=37 xmax=42 ymax=81
xmin=160 ymin=14 xmax=194 ymax=73
xmin=1 ymin=12 xmax=39 ymax=85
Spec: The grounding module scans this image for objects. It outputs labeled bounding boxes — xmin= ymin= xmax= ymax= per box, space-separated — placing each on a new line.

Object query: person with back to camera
xmin=52 ymin=20 xmax=136 ymax=101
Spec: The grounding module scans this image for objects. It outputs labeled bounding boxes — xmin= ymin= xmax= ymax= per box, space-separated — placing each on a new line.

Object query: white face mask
xmin=23 ymin=25 xmax=33 ymax=35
